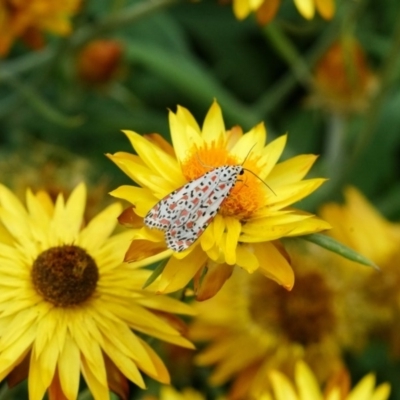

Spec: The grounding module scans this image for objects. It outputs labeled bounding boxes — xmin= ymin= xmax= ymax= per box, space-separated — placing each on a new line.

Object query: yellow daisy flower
xmin=0 ymin=183 xmax=194 ymax=400
xmin=189 ymin=239 xmax=373 ymax=398
xmin=233 ymin=0 xmax=335 ymax=25
xmin=320 ymin=187 xmax=400 ymax=357
xmin=0 ymin=0 xmax=80 ymax=56
xmin=108 ymin=100 xmax=329 ymax=297
xmin=263 ymin=360 xmax=390 ymax=400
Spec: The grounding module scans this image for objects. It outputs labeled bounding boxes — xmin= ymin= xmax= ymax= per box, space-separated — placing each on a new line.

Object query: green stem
xmin=352 ymin=11 xmax=400 ymax=159
xmin=324 ymin=113 xmax=348 ymax=182
xmin=262 ymin=22 xmax=314 ymax=88
xmin=254 ymin=20 xmax=339 ymax=115
xmin=71 ymin=0 xmax=182 ymax=47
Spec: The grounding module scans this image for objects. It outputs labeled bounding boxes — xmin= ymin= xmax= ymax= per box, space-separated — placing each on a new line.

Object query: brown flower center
xmin=32 ymin=245 xmax=99 ymax=307
xmin=249 ymin=271 xmax=336 ymax=345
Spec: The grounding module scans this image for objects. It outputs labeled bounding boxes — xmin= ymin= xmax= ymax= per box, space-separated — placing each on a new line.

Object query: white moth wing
xmin=164 ymin=165 xmax=243 ymax=252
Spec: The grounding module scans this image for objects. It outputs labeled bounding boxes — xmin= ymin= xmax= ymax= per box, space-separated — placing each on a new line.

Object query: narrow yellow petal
xmin=268 ymin=179 xmax=326 ymax=212
xmin=230 ymin=122 xmax=266 ymax=160
xmin=157 ymin=246 xmax=208 ymax=293
xmin=79 ymin=202 xmax=122 ymax=252
xmin=101 ymin=335 xmax=146 ymax=388
xmin=81 ymin=356 xmax=110 ymax=400
xmin=64 ymin=183 xmax=87 ymax=242
xmin=0 ymin=184 xmax=27 ymax=217
xmin=202 ymin=100 xmax=226 ymax=144
xmin=58 ymin=334 xmax=80 ymax=400
xmin=293 ymin=0 xmax=315 ymax=19
xmin=236 ymin=244 xmax=259 ymax=272
xmin=269 ymin=370 xmax=299 ymax=400
xmin=28 ymin=349 xmax=49 ymax=400
xmin=315 ymin=0 xmax=335 ymax=19
xmin=253 ymin=242 xmax=294 ymax=289
xmin=109 ymin=185 xmax=156 ymax=217
xmin=285 ymin=216 xmax=331 ymax=236
xmin=267 ymin=154 xmax=318 ymax=186
xmin=296 ymin=361 xmax=323 ymax=400
xmin=137 ymin=293 xmax=196 ymax=316
xmin=347 ymin=374 xmax=375 ymax=400
xmin=123 ymin=130 xmax=185 ymax=186
xmin=223 ymin=217 xmax=242 ymax=265
xmin=169 ymin=107 xmax=202 ymax=163
xmin=258 ymin=135 xmax=288 ymax=179
xmin=371 ymin=383 xmax=391 ymax=400
xmin=69 ymin=320 xmax=107 ymax=384
xmin=233 ymin=0 xmax=251 ymax=19
xmin=34 ymin=335 xmax=60 ymax=392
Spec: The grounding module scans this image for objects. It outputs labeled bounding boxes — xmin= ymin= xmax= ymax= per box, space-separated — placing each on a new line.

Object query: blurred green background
xmin=1 ymin=0 xmax=400 ymax=398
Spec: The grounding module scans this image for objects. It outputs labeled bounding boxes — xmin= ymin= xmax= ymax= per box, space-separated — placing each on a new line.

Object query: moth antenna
xmin=240 ymin=144 xmax=257 ymax=167
xmin=243 ymin=168 xmax=276 ymax=196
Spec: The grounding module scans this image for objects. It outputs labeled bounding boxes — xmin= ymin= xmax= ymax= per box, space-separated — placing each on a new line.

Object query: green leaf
xmin=142 ymin=258 xmax=169 ymax=289
xmin=301 ymin=233 xmax=380 ymax=270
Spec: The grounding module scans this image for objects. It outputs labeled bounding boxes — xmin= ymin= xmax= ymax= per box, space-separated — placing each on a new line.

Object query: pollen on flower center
xmin=181 ymin=145 xmax=266 ymax=219
xmin=248 ymin=271 xmax=336 ymax=345
xmin=32 ymin=245 xmax=99 ymax=307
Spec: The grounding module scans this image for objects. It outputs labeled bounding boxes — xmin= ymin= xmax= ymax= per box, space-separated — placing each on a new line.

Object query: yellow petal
xmin=35 ymin=335 xmax=60 ymax=393
xmin=101 ymin=335 xmax=145 ymax=388
xmin=223 ymin=217 xmax=242 ymax=265
xmin=79 ymin=202 xmax=122 ymax=252
xmin=64 ymin=183 xmax=87 ymax=242
xmin=315 ymin=0 xmax=335 ymax=19
xmin=123 ymin=130 xmax=184 ymax=187
xmin=253 ymin=242 xmax=294 ymax=289
xmin=230 ymin=122 xmax=266 ymax=160
xmin=268 ymin=179 xmax=326 ymax=211
xmin=270 ymin=370 xmax=299 ymax=400
xmin=109 ymin=185 xmax=156 ymax=217
xmin=157 ymin=246 xmax=208 ymax=293
xmin=233 ymin=0 xmax=251 ymax=19
xmin=285 ymin=216 xmax=331 ymax=236
xmin=267 ymin=154 xmax=318 ymax=186
xmin=28 ymin=349 xmax=49 ymax=400
xmin=58 ymin=334 xmax=80 ymax=400
xmin=293 ymin=0 xmax=315 ymax=19
xmin=347 ymin=374 xmax=375 ymax=400
xmin=296 ymin=361 xmax=323 ymax=400
xmin=81 ymin=356 xmax=110 ymax=400
xmin=257 ymin=135 xmax=288 ymax=179
xmin=236 ymin=244 xmax=260 ymax=272
xmin=371 ymin=383 xmax=391 ymax=400
xmin=169 ymin=106 xmax=203 ymax=163
xmin=202 ymin=100 xmax=226 ymax=144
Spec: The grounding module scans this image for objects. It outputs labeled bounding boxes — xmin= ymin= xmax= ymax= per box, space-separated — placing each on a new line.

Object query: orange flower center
xmin=180 ymin=143 xmax=267 ymax=219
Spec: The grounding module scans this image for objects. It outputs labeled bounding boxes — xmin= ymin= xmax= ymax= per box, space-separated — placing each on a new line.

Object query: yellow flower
xmin=263 ymin=360 xmax=390 ymax=400
xmin=189 ymin=240 xmax=373 ymax=398
xmin=319 ymin=187 xmax=400 ymax=267
xmin=108 ymin=101 xmax=329 ymax=297
xmin=0 ymin=183 xmax=194 ymax=400
xmin=319 ymin=187 xmax=400 ymax=358
xmin=0 ymin=0 xmax=80 ymax=56
xmin=308 ymin=38 xmax=378 ymax=114
xmin=232 ymin=0 xmax=335 ymax=25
